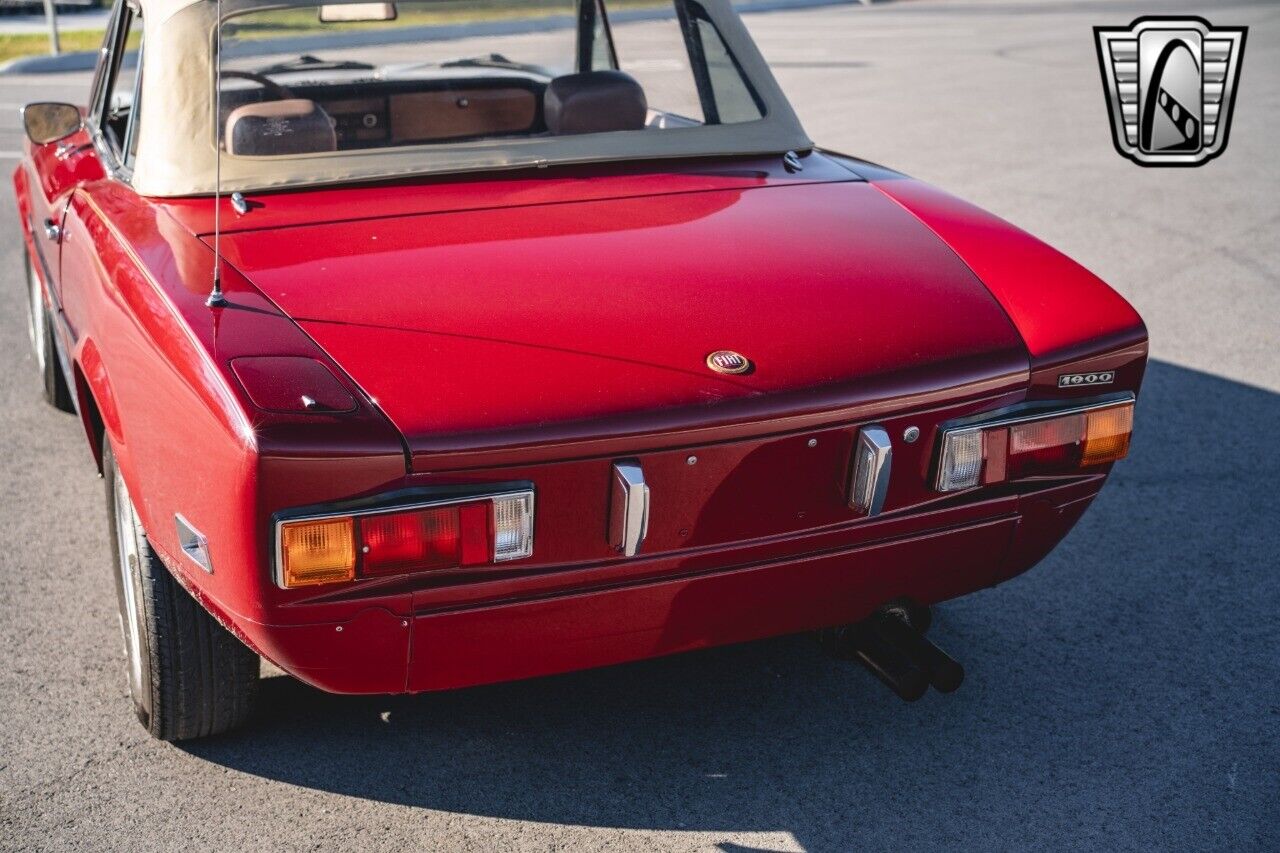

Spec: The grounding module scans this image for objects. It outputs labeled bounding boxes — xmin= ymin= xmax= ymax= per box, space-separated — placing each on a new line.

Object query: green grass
xmin=0 ymin=30 xmax=108 ymax=64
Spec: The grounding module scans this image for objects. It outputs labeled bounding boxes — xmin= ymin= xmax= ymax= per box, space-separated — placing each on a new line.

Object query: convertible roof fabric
xmin=129 ymin=0 xmax=812 ymax=197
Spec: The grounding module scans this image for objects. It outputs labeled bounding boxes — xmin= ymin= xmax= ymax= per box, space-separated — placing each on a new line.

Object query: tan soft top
xmin=131 ymin=0 xmax=811 ymax=197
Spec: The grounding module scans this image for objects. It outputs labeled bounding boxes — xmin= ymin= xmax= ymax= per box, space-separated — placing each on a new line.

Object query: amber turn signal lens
xmin=1082 ymin=403 xmax=1134 ymax=466
xmin=280 ymin=517 xmax=356 ymax=588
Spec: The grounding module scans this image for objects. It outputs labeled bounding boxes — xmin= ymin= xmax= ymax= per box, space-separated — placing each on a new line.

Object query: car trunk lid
xmin=215 ymin=180 xmax=1030 ymax=470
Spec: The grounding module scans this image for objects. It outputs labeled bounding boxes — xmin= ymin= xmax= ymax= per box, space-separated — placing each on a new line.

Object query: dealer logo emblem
xmin=1094 ymin=17 xmax=1247 ymax=167
xmin=706 ymin=350 xmax=752 ymax=375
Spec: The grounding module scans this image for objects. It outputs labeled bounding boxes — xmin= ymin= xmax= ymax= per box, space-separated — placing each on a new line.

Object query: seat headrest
xmin=225 ymin=99 xmax=337 ymax=156
xmin=544 ymin=71 xmax=648 ymax=135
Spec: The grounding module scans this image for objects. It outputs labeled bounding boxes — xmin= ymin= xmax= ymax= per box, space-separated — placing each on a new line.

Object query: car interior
xmin=219 ymin=65 xmax=653 ymax=156
xmin=209 ymin=0 xmax=758 ymax=158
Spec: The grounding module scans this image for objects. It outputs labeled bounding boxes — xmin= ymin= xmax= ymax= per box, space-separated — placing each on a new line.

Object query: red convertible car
xmin=15 ymin=0 xmax=1145 ymax=740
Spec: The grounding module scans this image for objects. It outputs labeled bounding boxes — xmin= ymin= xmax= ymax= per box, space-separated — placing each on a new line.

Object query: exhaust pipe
xmin=871 ymin=611 xmax=965 ymax=694
xmin=825 ymin=624 xmax=929 ymax=702
xmin=824 ymin=605 xmax=964 ymax=700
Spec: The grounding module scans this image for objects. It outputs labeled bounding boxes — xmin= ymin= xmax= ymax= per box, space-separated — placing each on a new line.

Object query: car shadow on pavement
xmin=182 ymin=360 xmax=1280 ymax=850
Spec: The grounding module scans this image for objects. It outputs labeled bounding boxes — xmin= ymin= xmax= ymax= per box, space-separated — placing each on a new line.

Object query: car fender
xmin=70 ymin=336 xmax=122 ymax=471
xmin=866 ymin=176 xmax=1147 ymax=367
xmin=12 ymin=164 xmax=31 ymax=230
xmin=13 ymin=165 xmax=48 ymax=294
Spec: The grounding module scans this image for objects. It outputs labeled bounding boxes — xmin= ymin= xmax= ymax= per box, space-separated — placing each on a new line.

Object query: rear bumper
xmin=410 ymin=513 xmax=1018 ymax=692
xmin=246 ymin=476 xmax=1103 ymax=694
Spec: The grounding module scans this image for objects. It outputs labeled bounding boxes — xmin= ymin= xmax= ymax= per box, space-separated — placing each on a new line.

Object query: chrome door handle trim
xmin=42 ymin=218 xmax=61 ymax=242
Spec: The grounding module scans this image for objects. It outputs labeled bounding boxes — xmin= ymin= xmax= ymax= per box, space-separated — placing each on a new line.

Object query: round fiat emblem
xmin=706 ymin=350 xmax=752 ymax=375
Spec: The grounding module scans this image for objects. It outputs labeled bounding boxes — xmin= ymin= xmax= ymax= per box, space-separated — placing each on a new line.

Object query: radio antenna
xmin=207 ymin=0 xmax=228 ymax=307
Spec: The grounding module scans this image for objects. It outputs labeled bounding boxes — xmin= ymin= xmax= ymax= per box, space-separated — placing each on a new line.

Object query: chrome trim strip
xmin=120 ymin=37 xmax=145 ymax=170
xmin=850 ymin=425 xmax=892 ymax=517
xmin=271 ymin=488 xmax=535 ymax=589
xmin=933 ymin=392 xmax=1136 ymax=492
xmin=945 ymin=392 xmax=1135 ymax=433
xmin=609 ymin=460 xmax=650 ymax=558
xmin=175 ymin=514 xmax=213 ymax=574
xmin=27 ymin=214 xmax=59 ymax=306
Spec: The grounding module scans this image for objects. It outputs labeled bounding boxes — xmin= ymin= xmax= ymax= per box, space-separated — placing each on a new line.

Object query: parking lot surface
xmin=1 ymin=0 xmax=1277 ymax=850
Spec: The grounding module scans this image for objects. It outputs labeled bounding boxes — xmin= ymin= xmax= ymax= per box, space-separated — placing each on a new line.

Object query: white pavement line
xmin=0 ymin=151 xmax=24 ymax=159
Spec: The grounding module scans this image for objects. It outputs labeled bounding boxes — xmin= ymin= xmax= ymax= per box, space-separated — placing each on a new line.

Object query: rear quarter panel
xmin=56 ymin=179 xmax=408 ymax=641
xmin=865 ymin=173 xmax=1148 ymax=369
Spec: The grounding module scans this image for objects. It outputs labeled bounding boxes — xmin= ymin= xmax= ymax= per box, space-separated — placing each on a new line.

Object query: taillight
xmin=280 ymin=517 xmax=356 ymax=588
xmin=361 ymin=502 xmax=492 ymax=575
xmin=275 ymin=490 xmax=534 ymax=589
xmin=1081 ymin=404 xmax=1133 ymax=465
xmin=935 ymin=398 xmax=1134 ymax=493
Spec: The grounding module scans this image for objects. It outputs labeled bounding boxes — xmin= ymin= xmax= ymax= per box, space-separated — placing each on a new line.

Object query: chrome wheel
xmin=26 ymin=254 xmax=47 ymax=374
xmin=112 ymin=472 xmax=145 ymax=699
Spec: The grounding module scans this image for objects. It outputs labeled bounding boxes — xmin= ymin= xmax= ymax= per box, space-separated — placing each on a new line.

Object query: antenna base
xmin=206 ymin=292 xmax=228 ymax=308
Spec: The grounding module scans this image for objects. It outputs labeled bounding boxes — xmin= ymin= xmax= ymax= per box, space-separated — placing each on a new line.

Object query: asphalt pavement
xmin=1 ymin=0 xmax=1277 ymax=850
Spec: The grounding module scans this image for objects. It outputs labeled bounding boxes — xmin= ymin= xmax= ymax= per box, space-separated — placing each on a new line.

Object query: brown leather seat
xmin=543 ymin=71 xmax=647 ymax=135
xmin=224 ymin=99 xmax=337 ymax=156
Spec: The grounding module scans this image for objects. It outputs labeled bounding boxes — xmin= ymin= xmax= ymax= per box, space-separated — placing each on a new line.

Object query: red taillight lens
xmin=935 ymin=399 xmax=1134 ymax=492
xmin=458 ymin=502 xmax=493 ymax=566
xmin=1005 ymin=412 xmax=1087 ymax=479
xmin=361 ymin=502 xmax=491 ymax=576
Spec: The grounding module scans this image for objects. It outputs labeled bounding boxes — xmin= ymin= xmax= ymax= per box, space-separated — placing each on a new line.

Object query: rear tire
xmin=24 ymin=250 xmax=74 ymax=413
xmin=104 ymin=444 xmax=258 ymax=740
